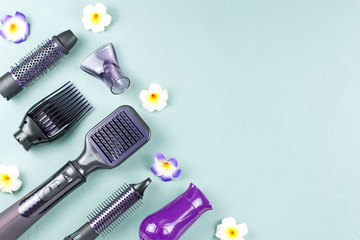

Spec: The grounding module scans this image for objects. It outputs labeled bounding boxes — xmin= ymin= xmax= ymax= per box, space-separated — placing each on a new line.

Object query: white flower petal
xmin=222 ymin=217 xmax=237 ymax=230
xmin=101 ymin=13 xmax=112 ymax=27
xmin=14 ymin=18 xmax=28 ymax=32
xmin=83 ymin=5 xmax=95 ymax=16
xmin=139 ymin=90 xmax=149 ymax=102
xmin=94 ymin=3 xmax=107 ymax=14
xmin=215 ymin=224 xmax=226 ymax=238
xmin=160 ymin=89 xmax=168 ymax=101
xmin=1 ymin=184 xmax=13 ymax=194
xmin=92 ymin=24 xmax=105 ymax=33
xmin=156 ymin=100 xmax=167 ymax=111
xmin=9 ymin=178 xmax=22 ymax=191
xmin=2 ymin=18 xmax=14 ymax=29
xmin=160 ymin=170 xmax=173 ymax=181
xmin=82 ymin=17 xmax=94 ymax=30
xmin=149 ymin=83 xmax=162 ymax=93
xmin=6 ymin=165 xmax=19 ymax=179
xmin=1 ymin=26 xmax=12 ymax=40
xmin=0 ymin=181 xmax=5 ymax=189
xmin=151 ymin=163 xmax=165 ymax=176
xmin=236 ymin=223 xmax=248 ymax=237
xmin=142 ymin=102 xmax=156 ymax=112
xmin=12 ymin=31 xmax=25 ymax=44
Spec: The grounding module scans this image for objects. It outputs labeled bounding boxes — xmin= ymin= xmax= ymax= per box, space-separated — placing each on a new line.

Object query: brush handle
xmin=0 ymin=162 xmax=86 ymax=240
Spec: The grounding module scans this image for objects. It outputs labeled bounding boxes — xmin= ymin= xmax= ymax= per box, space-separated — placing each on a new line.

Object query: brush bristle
xmin=28 ymin=82 xmax=92 ymax=138
xmin=88 ymin=184 xmax=142 ymax=236
xmin=89 ymin=108 xmax=149 ymax=165
xmin=10 ymin=39 xmax=65 ymax=88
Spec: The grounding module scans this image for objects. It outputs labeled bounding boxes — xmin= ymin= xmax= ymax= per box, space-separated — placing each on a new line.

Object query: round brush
xmin=64 ymin=178 xmax=152 ymax=240
xmin=0 ymin=29 xmax=78 ymax=100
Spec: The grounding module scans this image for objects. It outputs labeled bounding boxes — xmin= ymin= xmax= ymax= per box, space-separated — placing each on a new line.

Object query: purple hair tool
xmin=0 ymin=30 xmax=78 ymax=100
xmin=81 ymin=43 xmax=130 ymax=95
xmin=14 ymin=81 xmax=93 ymax=150
xmin=0 ymin=106 xmax=151 ymax=240
xmin=64 ymin=178 xmax=152 ymax=240
xmin=139 ymin=183 xmax=213 ymax=240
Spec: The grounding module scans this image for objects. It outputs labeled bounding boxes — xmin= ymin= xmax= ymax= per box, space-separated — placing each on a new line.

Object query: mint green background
xmin=1 ymin=0 xmax=360 ymax=239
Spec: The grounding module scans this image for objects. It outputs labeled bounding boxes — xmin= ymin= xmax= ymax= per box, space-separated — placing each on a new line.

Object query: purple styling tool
xmin=64 ymin=178 xmax=152 ymax=240
xmin=139 ymin=183 xmax=213 ymax=240
xmin=0 ymin=30 xmax=78 ymax=100
xmin=14 ymin=81 xmax=93 ymax=150
xmin=81 ymin=43 xmax=130 ymax=95
xmin=0 ymin=106 xmax=151 ymax=240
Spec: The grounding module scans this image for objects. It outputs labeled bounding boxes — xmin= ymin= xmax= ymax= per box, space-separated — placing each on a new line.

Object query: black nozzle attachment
xmin=0 ymin=72 xmax=22 ymax=101
xmin=64 ymin=223 xmax=98 ymax=240
xmin=53 ymin=30 xmax=78 ymax=54
xmin=131 ymin=178 xmax=152 ymax=198
xmin=14 ymin=116 xmax=47 ymax=151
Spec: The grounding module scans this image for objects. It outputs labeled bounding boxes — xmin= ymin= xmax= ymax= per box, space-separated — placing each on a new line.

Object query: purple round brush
xmin=64 ymin=178 xmax=152 ymax=240
xmin=0 ymin=30 xmax=78 ymax=100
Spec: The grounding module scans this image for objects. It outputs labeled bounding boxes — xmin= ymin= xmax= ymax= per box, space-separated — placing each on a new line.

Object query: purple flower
xmin=151 ymin=152 xmax=181 ymax=182
xmin=0 ymin=12 xmax=30 ymax=44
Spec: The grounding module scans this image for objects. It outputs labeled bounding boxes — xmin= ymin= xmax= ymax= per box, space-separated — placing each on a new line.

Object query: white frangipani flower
xmin=139 ymin=83 xmax=168 ymax=112
xmin=215 ymin=217 xmax=248 ymax=240
xmin=82 ymin=3 xmax=112 ymax=33
xmin=0 ymin=165 xmax=23 ymax=194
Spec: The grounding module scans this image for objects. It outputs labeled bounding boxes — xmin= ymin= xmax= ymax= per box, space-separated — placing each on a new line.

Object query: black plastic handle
xmin=0 ymin=162 xmax=86 ymax=240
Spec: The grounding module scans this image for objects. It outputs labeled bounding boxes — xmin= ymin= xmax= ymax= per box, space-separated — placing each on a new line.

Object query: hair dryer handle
xmin=0 ymin=198 xmax=42 ymax=239
xmin=0 ymin=162 xmax=86 ymax=240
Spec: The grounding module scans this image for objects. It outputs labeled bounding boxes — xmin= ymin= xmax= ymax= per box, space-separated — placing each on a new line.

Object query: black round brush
xmin=64 ymin=178 xmax=152 ymax=240
xmin=0 ymin=29 xmax=78 ymax=100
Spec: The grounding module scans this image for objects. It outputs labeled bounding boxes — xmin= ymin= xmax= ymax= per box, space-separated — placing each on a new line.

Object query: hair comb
xmin=14 ymin=81 xmax=93 ymax=150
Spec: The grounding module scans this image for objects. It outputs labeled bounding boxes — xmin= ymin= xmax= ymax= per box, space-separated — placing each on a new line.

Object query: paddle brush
xmin=0 ymin=106 xmax=151 ymax=240
xmin=64 ymin=178 xmax=152 ymax=240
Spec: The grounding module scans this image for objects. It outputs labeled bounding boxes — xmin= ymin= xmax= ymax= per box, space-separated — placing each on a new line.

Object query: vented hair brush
xmin=0 ymin=106 xmax=151 ymax=240
xmin=14 ymin=81 xmax=93 ymax=150
xmin=0 ymin=29 xmax=78 ymax=100
xmin=65 ymin=178 xmax=152 ymax=240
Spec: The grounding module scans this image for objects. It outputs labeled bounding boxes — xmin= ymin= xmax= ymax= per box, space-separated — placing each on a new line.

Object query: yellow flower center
xmin=162 ymin=161 xmax=170 ymax=170
xmin=91 ymin=12 xmax=101 ymax=24
xmin=226 ymin=227 xmax=239 ymax=238
xmin=1 ymin=173 xmax=10 ymax=184
xmin=148 ymin=93 xmax=159 ymax=103
xmin=9 ymin=23 xmax=18 ymax=34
